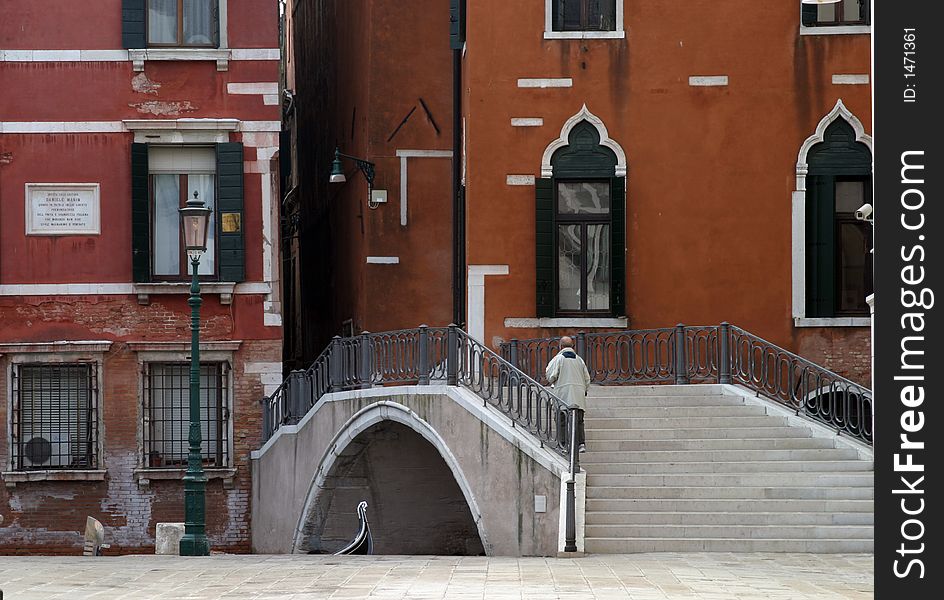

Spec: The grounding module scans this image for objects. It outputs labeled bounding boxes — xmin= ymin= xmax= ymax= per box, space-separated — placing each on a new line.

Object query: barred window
xmin=12 ymin=364 xmax=98 ymax=471
xmin=143 ymin=363 xmax=229 ymax=468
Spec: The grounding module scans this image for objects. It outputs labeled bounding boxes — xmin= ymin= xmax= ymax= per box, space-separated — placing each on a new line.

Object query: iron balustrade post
xmin=509 ymin=339 xmax=519 ymax=369
xmin=446 ymin=324 xmax=458 ymax=386
xmin=329 ymin=336 xmax=342 ymax=392
xmin=359 ymin=331 xmax=371 ymax=388
xmin=180 ymin=255 xmax=209 ymax=556
xmin=418 ymin=325 xmax=430 ymax=385
xmin=563 ymin=407 xmax=579 ymax=553
xmin=576 ymin=332 xmax=586 ymax=363
xmin=261 ymin=397 xmax=272 ymax=442
xmin=718 ymin=322 xmax=732 ymax=384
xmin=674 ymin=324 xmax=690 ymax=385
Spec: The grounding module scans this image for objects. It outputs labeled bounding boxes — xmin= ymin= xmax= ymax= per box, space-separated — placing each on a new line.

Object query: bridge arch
xmin=291 ymin=400 xmax=490 ymax=554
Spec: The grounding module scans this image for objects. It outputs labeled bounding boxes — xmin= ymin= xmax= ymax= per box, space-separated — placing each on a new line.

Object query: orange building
xmin=289 ymin=1 xmax=871 ymax=384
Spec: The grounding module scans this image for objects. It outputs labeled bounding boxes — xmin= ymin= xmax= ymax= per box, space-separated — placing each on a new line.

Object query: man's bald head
xmin=560 ymin=336 xmax=575 ymax=348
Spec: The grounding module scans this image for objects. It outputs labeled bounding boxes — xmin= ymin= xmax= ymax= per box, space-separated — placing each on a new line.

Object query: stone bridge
xmin=250 ymin=386 xmax=575 ymax=556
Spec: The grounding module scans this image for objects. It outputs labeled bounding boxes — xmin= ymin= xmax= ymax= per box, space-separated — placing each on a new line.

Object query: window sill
xmin=2 ymin=469 xmax=106 ymax=487
xmin=504 ymin=317 xmax=629 ymax=328
xmin=128 ymin=48 xmax=231 ymax=72
xmin=794 ymin=317 xmax=871 ymax=328
xmin=543 ymin=31 xmax=625 ymax=40
xmin=134 ymin=467 xmax=237 ymax=489
xmin=134 ymin=282 xmax=236 ymax=305
xmin=800 ymin=25 xmax=871 ymax=36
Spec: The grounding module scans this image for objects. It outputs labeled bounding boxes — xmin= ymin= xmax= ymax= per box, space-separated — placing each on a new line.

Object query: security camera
xmin=855 ymin=203 xmax=873 ymax=221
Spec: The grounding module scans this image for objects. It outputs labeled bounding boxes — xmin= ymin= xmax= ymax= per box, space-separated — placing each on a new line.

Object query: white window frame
xmin=132 ymin=343 xmax=238 ymax=485
xmin=544 ymin=0 xmax=625 ymax=39
xmin=130 ymin=0 xmax=230 ymax=70
xmin=799 ymin=1 xmax=870 ymax=36
xmin=1 ymin=342 xmax=110 ymax=484
xmin=792 ymin=99 xmax=872 ymax=328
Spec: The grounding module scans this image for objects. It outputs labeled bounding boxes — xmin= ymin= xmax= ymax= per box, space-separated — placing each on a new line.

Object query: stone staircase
xmin=582 ymin=384 xmax=874 ymax=553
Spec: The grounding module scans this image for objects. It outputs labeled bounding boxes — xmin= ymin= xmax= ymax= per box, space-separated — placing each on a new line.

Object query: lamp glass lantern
xmin=180 ymin=191 xmax=212 ymax=263
xmin=330 ymin=149 xmax=347 ymax=184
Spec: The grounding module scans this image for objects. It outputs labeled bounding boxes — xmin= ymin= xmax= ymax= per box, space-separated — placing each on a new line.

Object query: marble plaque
xmin=26 ymin=184 xmax=101 ymax=235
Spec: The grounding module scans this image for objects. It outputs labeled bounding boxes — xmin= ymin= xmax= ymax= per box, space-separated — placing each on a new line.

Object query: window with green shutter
xmin=536 ymin=120 xmax=626 ymax=317
xmin=130 ymin=142 xmax=244 ymax=283
xmin=805 ymin=119 xmax=872 ymax=318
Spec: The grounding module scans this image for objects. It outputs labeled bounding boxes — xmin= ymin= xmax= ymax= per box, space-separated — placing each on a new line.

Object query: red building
xmin=0 ymin=0 xmax=281 ymax=553
xmin=288 ymin=1 xmax=872 ymax=385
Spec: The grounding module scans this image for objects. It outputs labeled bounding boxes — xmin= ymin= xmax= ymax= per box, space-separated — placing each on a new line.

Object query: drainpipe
xmin=452 ymin=47 xmax=465 ymax=328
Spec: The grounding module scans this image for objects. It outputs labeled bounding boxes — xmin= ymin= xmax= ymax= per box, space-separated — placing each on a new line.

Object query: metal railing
xmin=261 ymin=325 xmax=577 ymax=457
xmin=500 ymin=322 xmax=873 ymax=445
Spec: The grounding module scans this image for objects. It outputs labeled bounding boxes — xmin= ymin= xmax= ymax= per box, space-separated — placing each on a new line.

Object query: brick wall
xmin=0 ymin=295 xmax=280 ymax=555
xmin=795 ymin=327 xmax=872 ymax=388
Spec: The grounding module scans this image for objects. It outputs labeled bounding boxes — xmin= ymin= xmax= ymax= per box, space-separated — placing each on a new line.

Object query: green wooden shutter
xmin=449 ymin=0 xmax=465 ymax=49
xmin=217 ymin=142 xmax=245 ymax=282
xmin=801 ymin=4 xmax=817 ymax=27
xmin=806 ymin=175 xmax=835 ymax=317
xmin=122 ymin=0 xmax=146 ymax=48
xmin=535 ymin=177 xmax=554 ymax=317
xmin=131 ymin=143 xmax=151 ymax=282
xmin=610 ymin=176 xmax=626 ymax=316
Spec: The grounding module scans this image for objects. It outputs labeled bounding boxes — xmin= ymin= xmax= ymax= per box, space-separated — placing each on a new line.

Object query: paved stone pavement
xmin=0 ymin=553 xmax=872 ymax=599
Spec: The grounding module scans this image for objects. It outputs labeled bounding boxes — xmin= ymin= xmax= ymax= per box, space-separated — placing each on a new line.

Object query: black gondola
xmin=333 ymin=500 xmax=373 ymax=555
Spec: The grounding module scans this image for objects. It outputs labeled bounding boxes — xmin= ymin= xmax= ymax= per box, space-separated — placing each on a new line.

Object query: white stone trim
xmin=541 ymin=104 xmax=627 ymax=178
xmin=0 ymin=48 xmax=279 ymax=62
xmin=468 ymin=265 xmax=509 ymax=343
xmin=506 ymin=175 xmax=535 ymax=186
xmin=263 ymin=95 xmax=279 ymax=105
xmin=518 ymin=78 xmax=573 ymax=88
xmin=395 ymin=149 xmax=453 ymax=227
xmin=544 ymin=0 xmax=624 ymax=41
xmin=0 ymin=122 xmax=126 ymax=134
xmin=504 ymin=317 xmax=628 ymax=329
xmin=366 ymin=256 xmax=400 ymax=264
xmin=794 ymin=317 xmax=871 ymax=328
xmin=511 ymin=118 xmax=544 ymax=127
xmin=128 ymin=48 xmax=231 ymax=71
xmin=0 ymin=341 xmax=112 ymax=354
xmin=689 ymin=75 xmax=728 ymax=87
xmin=241 ymin=121 xmax=282 ymax=132
xmin=226 ymin=82 xmax=279 ymax=95
xmin=832 ymin=74 xmax=870 ymax=85
xmin=792 ymin=100 xmax=872 ymax=324
xmin=126 ymin=341 xmax=242 ymax=353
xmin=800 ymin=25 xmax=871 ymax=36
xmin=218 ymin=0 xmax=230 ymax=48
xmin=124 ymin=118 xmax=239 ymax=131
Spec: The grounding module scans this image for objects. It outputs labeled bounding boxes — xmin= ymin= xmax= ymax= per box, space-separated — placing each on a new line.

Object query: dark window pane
xmin=837 ymin=222 xmax=870 ymax=312
xmin=558 ymin=224 xmax=582 ymax=311
xmin=587 ymin=224 xmax=610 ymax=309
xmin=558 ymin=181 xmax=610 ymax=215
xmin=589 ymin=0 xmax=617 ymax=31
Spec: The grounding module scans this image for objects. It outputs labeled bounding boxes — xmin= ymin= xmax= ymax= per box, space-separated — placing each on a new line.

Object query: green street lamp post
xmin=179 ymin=190 xmax=212 ymax=556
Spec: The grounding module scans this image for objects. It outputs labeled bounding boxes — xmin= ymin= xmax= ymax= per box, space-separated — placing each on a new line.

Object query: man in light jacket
xmin=545 ymin=336 xmax=591 ymax=449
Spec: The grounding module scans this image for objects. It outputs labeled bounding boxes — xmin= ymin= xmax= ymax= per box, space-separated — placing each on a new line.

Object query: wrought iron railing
xmin=261 ymin=325 xmax=575 ymax=457
xmin=500 ymin=323 xmax=873 ymax=445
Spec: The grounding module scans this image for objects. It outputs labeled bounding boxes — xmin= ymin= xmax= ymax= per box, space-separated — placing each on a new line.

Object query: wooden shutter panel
xmin=217 ymin=142 xmax=245 ymax=282
xmin=449 ymin=0 xmax=465 ymax=50
xmin=806 ymin=175 xmax=835 ymax=317
xmin=801 ymin=4 xmax=817 ymax=27
xmin=610 ymin=176 xmax=626 ymax=316
xmin=535 ymin=178 xmax=554 ymax=318
xmin=131 ymin=143 xmax=151 ymax=283
xmin=122 ymin=0 xmax=146 ymax=49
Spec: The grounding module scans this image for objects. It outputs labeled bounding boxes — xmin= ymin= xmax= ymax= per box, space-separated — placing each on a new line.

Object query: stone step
xmin=585 ymin=498 xmax=873 ymax=513
xmin=583 ymin=537 xmax=874 ymax=553
xmin=581 ymin=448 xmax=860 ymax=463
xmin=584 ymin=460 xmax=872 ymax=474
xmin=587 ymin=396 xmax=747 ymax=408
xmin=585 ymin=405 xmax=768 ymax=418
xmin=584 ymin=511 xmax=874 ymax=526
xmin=586 ymin=426 xmax=813 ymax=440
xmin=588 ymin=385 xmax=726 ymax=397
xmin=584 ymin=415 xmax=788 ymax=429
xmin=586 ymin=472 xmax=873 ymax=488
xmin=586 ymin=485 xmax=873 ymax=500
xmin=586 ymin=437 xmax=837 ymax=451
xmin=584 ymin=524 xmax=874 ymax=540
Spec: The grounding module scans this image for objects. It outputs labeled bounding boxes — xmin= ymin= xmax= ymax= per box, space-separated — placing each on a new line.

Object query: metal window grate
xmin=12 ymin=363 xmax=98 ymax=471
xmin=143 ymin=362 xmax=229 ymax=468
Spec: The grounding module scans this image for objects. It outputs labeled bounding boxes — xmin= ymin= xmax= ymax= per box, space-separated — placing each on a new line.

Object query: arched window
xmin=793 ymin=101 xmax=873 ymax=325
xmin=536 ymin=113 xmax=626 ymax=317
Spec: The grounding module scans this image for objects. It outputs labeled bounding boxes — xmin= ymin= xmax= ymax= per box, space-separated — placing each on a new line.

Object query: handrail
xmin=500 ymin=322 xmax=872 ymax=445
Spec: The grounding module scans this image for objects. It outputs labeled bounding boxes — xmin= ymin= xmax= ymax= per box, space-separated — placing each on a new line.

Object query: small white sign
xmin=534 ymin=495 xmax=547 ymax=513
xmin=26 ymin=184 xmax=101 ymax=235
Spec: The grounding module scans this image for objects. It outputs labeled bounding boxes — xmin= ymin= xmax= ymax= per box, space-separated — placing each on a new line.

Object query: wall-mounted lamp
xmin=330 ymin=147 xmax=384 ymax=209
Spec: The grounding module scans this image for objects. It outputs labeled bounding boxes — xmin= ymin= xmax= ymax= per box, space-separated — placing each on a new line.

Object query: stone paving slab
xmin=0 ymin=553 xmax=872 ymax=599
